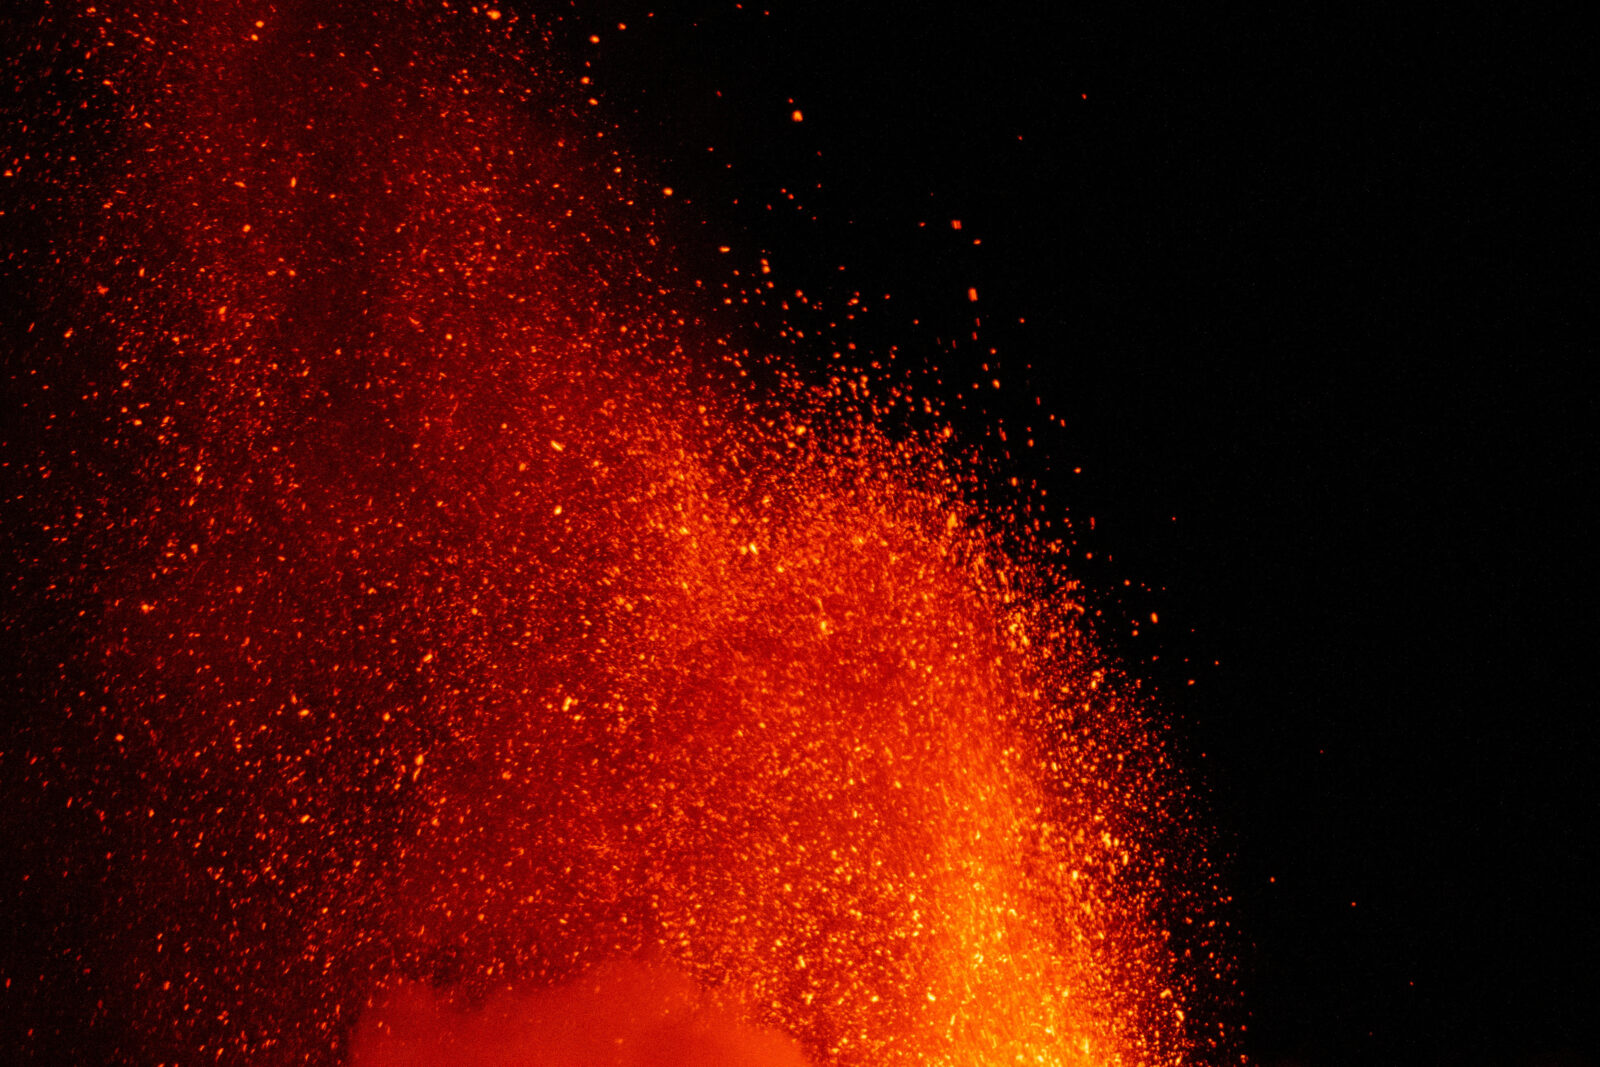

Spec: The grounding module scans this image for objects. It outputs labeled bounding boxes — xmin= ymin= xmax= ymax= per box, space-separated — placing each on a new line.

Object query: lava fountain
xmin=1 ymin=3 xmax=1227 ymax=1064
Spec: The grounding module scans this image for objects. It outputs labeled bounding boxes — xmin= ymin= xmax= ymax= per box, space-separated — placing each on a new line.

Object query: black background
xmin=552 ymin=3 xmax=1592 ymax=1065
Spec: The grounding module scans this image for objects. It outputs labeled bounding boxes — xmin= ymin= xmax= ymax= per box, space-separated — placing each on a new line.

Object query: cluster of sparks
xmin=3 ymin=2 xmax=1230 ymax=1064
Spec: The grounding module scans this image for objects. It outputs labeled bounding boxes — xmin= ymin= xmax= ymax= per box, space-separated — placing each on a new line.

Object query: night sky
xmin=4 ymin=2 xmax=1591 ymax=1065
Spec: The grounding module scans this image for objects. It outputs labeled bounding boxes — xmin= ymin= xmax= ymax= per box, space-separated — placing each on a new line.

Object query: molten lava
xmin=2 ymin=3 xmax=1224 ymax=1064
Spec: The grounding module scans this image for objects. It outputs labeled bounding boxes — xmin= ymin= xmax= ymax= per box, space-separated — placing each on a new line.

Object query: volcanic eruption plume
xmin=2 ymin=3 xmax=1226 ymax=1064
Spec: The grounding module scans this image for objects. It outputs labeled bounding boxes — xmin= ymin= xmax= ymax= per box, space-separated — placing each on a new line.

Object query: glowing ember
xmin=2 ymin=3 xmax=1225 ymax=1064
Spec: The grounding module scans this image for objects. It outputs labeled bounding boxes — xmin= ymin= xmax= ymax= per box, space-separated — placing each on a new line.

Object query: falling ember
xmin=2 ymin=4 xmax=1227 ymax=1066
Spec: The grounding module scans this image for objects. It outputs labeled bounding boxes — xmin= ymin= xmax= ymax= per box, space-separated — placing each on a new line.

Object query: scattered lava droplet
xmin=2 ymin=4 xmax=1228 ymax=1066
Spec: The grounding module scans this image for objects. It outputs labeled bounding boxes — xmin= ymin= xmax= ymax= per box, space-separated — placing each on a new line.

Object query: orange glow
xmin=12 ymin=3 xmax=1225 ymax=1064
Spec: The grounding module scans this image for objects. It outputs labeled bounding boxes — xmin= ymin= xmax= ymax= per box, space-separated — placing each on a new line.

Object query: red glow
xmin=3 ymin=3 xmax=1224 ymax=1064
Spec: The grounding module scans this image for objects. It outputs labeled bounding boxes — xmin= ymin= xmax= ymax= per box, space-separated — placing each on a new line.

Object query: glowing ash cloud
xmin=352 ymin=961 xmax=808 ymax=1067
xmin=1 ymin=3 xmax=1227 ymax=1065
